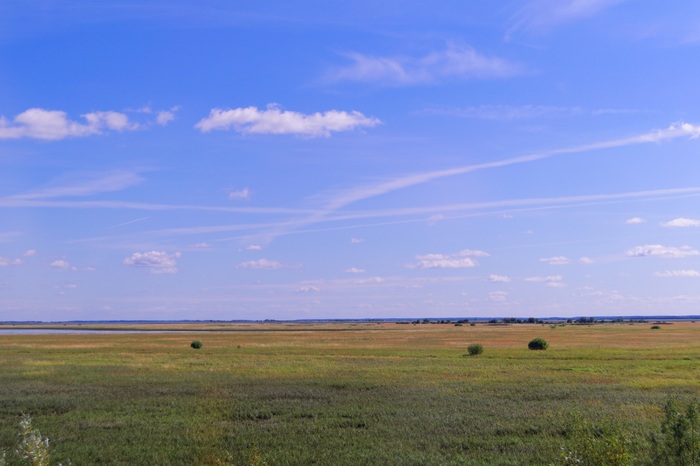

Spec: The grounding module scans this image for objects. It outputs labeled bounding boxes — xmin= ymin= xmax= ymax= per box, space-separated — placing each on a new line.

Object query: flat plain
xmin=1 ymin=322 xmax=699 ymax=464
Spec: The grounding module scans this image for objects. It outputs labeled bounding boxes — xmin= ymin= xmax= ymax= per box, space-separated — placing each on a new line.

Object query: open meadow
xmin=1 ymin=322 xmax=699 ymax=465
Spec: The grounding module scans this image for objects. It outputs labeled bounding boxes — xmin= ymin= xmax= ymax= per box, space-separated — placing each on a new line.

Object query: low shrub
xmin=0 ymin=415 xmax=59 ymax=466
xmin=528 ymin=337 xmax=548 ymax=350
xmin=559 ymin=413 xmax=631 ymax=465
xmin=466 ymin=343 xmax=484 ymax=356
xmin=190 ymin=340 xmax=203 ymax=349
xmin=650 ymin=397 xmax=700 ymax=465
xmin=650 ymin=325 xmax=661 ymax=330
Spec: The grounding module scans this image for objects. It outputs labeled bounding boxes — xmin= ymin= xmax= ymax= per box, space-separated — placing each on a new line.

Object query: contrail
xmin=111 ymin=216 xmax=151 ymax=229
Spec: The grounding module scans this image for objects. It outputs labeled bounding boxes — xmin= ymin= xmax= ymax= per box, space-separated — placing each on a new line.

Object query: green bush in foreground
xmin=466 ymin=343 xmax=484 ymax=356
xmin=651 ymin=325 xmax=661 ymax=330
xmin=528 ymin=337 xmax=548 ymax=350
xmin=0 ymin=415 xmax=60 ymax=466
xmin=559 ymin=413 xmax=631 ymax=465
xmin=190 ymin=340 xmax=203 ymax=349
xmin=650 ymin=397 xmax=699 ymax=465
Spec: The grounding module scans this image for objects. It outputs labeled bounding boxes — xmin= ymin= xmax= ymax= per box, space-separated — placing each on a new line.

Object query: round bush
xmin=528 ymin=337 xmax=548 ymax=350
xmin=190 ymin=340 xmax=203 ymax=349
xmin=467 ymin=343 xmax=484 ymax=356
xmin=651 ymin=325 xmax=661 ymax=330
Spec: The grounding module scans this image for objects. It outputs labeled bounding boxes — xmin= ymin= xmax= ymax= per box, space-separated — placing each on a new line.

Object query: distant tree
xmin=466 ymin=343 xmax=484 ymax=356
xmin=528 ymin=338 xmax=548 ymax=350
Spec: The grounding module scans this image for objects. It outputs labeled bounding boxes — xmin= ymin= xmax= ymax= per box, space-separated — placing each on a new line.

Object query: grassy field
xmin=1 ymin=322 xmax=699 ymax=464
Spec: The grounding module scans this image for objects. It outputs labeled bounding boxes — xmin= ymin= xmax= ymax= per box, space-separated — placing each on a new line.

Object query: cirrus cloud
xmin=195 ymin=105 xmax=380 ymax=138
xmin=654 ymin=269 xmax=700 ymax=278
xmin=325 ymin=44 xmax=524 ymax=86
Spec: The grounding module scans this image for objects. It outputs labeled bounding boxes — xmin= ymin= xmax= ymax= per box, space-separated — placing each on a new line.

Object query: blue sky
xmin=3 ymin=1 xmax=700 ymax=321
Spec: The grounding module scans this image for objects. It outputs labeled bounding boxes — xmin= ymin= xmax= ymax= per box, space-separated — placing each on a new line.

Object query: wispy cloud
xmin=627 ymin=244 xmax=700 ymax=258
xmin=487 ymin=274 xmax=511 ymax=283
xmin=489 ymin=291 xmax=509 ymax=302
xmin=123 ymin=251 xmax=181 ymax=274
xmin=297 ymin=285 xmax=320 ymax=292
xmin=654 ymin=269 xmax=700 ymax=278
xmin=195 ymin=104 xmax=380 ymax=137
xmin=507 ymin=0 xmax=627 ymax=36
xmin=626 ymin=217 xmax=645 ymax=224
xmin=526 ymin=275 xmax=565 ymax=287
xmin=155 ymin=106 xmax=180 ymax=125
xmin=50 ymin=259 xmax=71 ymax=269
xmin=324 ymin=43 xmax=524 ymax=86
xmin=266 ymin=121 xmax=700 ymax=242
xmin=539 ymin=256 xmax=570 ymax=265
xmin=345 ymin=267 xmax=366 ymax=274
xmin=0 ymin=257 xmax=22 ymax=267
xmin=418 ymin=104 xmax=640 ymax=120
xmin=228 ymin=187 xmax=251 ymax=201
xmin=8 ymin=171 xmax=145 ymax=200
xmin=236 ymin=258 xmax=292 ymax=270
xmin=661 ymin=218 xmax=700 ymax=228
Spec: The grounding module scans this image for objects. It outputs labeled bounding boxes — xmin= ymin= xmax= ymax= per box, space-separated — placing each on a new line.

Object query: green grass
xmin=1 ymin=323 xmax=699 ymax=464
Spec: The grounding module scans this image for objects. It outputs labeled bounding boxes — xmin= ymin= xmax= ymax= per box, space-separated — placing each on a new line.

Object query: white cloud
xmin=487 ymin=274 xmax=511 ymax=283
xmin=345 ymin=267 xmax=366 ymax=274
xmin=627 ymin=244 xmax=700 ymax=259
xmin=0 ymin=257 xmax=22 ymax=267
xmin=626 ymin=217 xmax=645 ymax=224
xmin=228 ymin=188 xmax=251 ymax=200
xmin=297 ymin=285 xmax=320 ymax=293
xmin=0 ymin=108 xmax=139 ymax=140
xmin=580 ymin=257 xmax=594 ymax=264
xmin=123 ymin=251 xmax=181 ymax=274
xmin=350 ymin=237 xmax=365 ymax=244
xmin=661 ymin=218 xmax=700 ymax=228
xmin=354 ymin=277 xmax=385 ymax=284
xmin=50 ymin=260 xmax=71 ymax=269
xmin=190 ymin=242 xmax=211 ymax=249
xmin=236 ymin=258 xmax=285 ymax=270
xmin=245 ymin=245 xmax=262 ymax=251
xmin=526 ymin=275 xmax=565 ymax=287
xmin=195 ymin=104 xmax=380 ymax=137
xmin=325 ymin=44 xmax=523 ymax=85
xmin=654 ymin=269 xmax=700 ymax=278
xmin=489 ymin=291 xmax=508 ymax=302
xmin=23 ymin=249 xmax=37 ymax=257
xmin=155 ymin=106 xmax=179 ymax=126
xmin=408 ymin=249 xmax=489 ymax=269
xmin=539 ymin=256 xmax=570 ymax=265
